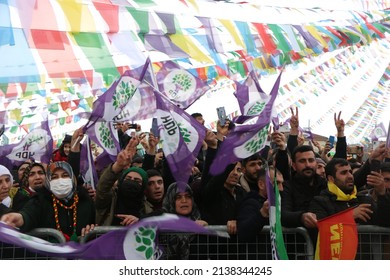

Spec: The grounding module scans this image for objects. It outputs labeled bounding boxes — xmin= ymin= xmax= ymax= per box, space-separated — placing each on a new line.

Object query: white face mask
xmin=50 ymin=178 xmax=73 ymax=199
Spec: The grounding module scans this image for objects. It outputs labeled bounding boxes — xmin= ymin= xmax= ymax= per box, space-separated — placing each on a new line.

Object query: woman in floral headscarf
xmin=1 ymin=161 xmax=96 ymax=242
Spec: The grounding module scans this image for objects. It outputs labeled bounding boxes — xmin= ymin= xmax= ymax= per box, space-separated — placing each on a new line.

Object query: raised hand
xmin=289 ymin=107 xmax=299 ymax=135
xmin=271 ymin=131 xmax=286 ymax=150
xmin=70 ymin=127 xmax=84 ymax=152
xmin=146 ymin=133 xmax=159 ymax=155
xmin=334 ymin=111 xmax=345 ymax=137
xmin=112 ymin=138 xmax=138 ymax=173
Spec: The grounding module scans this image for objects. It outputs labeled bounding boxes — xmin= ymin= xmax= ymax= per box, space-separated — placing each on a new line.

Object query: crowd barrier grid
xmin=80 ymin=225 xmax=314 ymax=260
xmin=356 ymin=225 xmax=390 ymax=260
xmin=2 ymin=225 xmax=389 ymax=260
xmin=0 ymin=228 xmax=66 ymax=260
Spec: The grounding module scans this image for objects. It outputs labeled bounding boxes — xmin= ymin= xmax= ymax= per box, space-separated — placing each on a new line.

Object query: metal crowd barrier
xmin=0 ymin=228 xmax=66 ymax=260
xmin=356 ymin=225 xmax=390 ymax=260
xmin=1 ymin=225 xmax=389 ymax=260
xmin=80 ymin=225 xmax=314 ymax=260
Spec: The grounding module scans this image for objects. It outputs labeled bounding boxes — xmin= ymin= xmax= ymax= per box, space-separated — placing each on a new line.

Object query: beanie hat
xmin=119 ymin=166 xmax=148 ymax=188
xmin=316 ymin=157 xmax=326 ymax=166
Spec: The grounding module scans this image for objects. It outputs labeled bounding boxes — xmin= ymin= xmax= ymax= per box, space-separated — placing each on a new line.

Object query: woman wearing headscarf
xmin=1 ymin=161 xmax=96 ymax=242
xmin=162 ymin=182 xmax=207 ymax=226
xmin=0 ymin=165 xmax=13 ymax=217
xmin=160 ymin=182 xmax=207 ymax=259
xmin=11 ymin=161 xmax=47 ymax=211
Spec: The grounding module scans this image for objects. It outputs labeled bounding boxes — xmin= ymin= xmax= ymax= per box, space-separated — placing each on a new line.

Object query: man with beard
xmin=239 ymin=154 xmax=265 ymax=192
xmin=309 ymin=158 xmax=390 ymax=227
xmin=281 ymin=145 xmax=327 ymax=230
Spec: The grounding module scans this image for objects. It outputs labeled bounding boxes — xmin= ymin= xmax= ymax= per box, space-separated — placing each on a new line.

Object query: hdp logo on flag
xmin=0 ymin=120 xmax=53 ymax=168
xmin=156 ymin=61 xmax=210 ymax=109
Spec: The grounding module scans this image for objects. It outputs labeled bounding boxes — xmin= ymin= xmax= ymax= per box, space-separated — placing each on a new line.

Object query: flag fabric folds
xmin=84 ymin=58 xmax=151 ymax=125
xmin=79 ymin=135 xmax=98 ymax=190
xmin=0 ymin=214 xmax=228 ymax=260
xmin=265 ymin=167 xmax=288 ymax=260
xmin=370 ymin=122 xmax=387 ymax=141
xmin=210 ymin=70 xmax=282 ymax=175
xmin=156 ymin=61 xmax=211 ymax=109
xmin=315 ymin=208 xmax=358 ymax=260
xmin=153 ymin=89 xmax=206 ymax=187
xmin=234 ymin=71 xmax=267 ymax=118
xmin=0 ymin=119 xmax=53 ymax=169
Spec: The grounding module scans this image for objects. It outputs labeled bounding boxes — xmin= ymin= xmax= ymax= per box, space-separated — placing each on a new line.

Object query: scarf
xmin=328 ymin=182 xmax=357 ymax=201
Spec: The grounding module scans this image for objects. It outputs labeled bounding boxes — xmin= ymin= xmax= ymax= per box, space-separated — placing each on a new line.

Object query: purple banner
xmin=156 ymin=60 xmax=210 ymax=109
xmin=154 ymin=89 xmax=206 ymax=186
xmin=0 ymin=119 xmax=53 ymax=169
xmin=210 ymin=71 xmax=282 ymax=175
xmin=0 ymin=214 xmax=227 ymax=260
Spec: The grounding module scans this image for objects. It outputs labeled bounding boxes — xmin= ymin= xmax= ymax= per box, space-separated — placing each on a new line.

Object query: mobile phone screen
xmin=151 ymin=118 xmax=160 ymax=138
xmin=328 ymin=136 xmax=335 ymax=148
xmin=217 ymin=107 xmax=227 ymax=126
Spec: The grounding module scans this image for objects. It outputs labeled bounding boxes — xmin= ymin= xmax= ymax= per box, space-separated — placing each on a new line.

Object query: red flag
xmin=315 ymin=208 xmax=358 ymax=260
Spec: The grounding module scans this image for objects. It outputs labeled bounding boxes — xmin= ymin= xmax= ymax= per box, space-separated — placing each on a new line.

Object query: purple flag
xmin=85 ymin=120 xmax=120 ymax=172
xmin=234 ymin=71 xmax=267 ymax=117
xmin=0 ymin=120 xmax=53 ymax=169
xmin=300 ymin=127 xmax=314 ymax=142
xmin=154 ymin=89 xmax=206 ymax=186
xmin=210 ymin=71 xmax=282 ymax=175
xmin=370 ymin=122 xmax=387 ymax=141
xmin=0 ymin=214 xmax=227 ymax=260
xmin=156 ymin=61 xmax=211 ymax=109
xmin=272 ymin=115 xmax=280 ymax=130
xmin=85 ymin=58 xmax=151 ymax=126
xmin=80 ymin=136 xmax=98 ymax=190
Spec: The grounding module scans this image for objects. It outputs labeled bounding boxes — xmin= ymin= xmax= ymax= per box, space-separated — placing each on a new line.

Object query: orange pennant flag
xmin=315 ymin=208 xmax=358 ymax=260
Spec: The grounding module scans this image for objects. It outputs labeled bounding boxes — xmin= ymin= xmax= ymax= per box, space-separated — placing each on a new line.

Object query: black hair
xmin=146 ymin=169 xmax=163 ymax=178
xmin=380 ymin=162 xmax=390 ymax=173
xmin=291 ymin=145 xmax=315 ymax=162
xmin=325 ymin=158 xmax=350 ymax=178
xmin=241 ymin=153 xmax=265 ymax=167
xmin=191 ymin=113 xmax=203 ymax=119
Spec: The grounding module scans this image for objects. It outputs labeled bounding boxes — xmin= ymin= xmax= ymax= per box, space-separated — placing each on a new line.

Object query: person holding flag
xmin=309 ymin=157 xmax=390 ymax=259
xmin=237 ymin=166 xmax=284 ymax=243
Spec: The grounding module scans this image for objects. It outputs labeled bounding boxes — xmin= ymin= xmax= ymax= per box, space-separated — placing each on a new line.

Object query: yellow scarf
xmin=328 ymin=182 xmax=357 ymax=201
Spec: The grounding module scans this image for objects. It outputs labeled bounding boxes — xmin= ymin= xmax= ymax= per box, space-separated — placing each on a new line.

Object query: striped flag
xmin=265 ymin=167 xmax=288 ymax=260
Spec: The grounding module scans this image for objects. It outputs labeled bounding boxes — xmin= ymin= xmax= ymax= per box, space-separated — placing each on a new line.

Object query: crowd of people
xmin=0 ymin=108 xmax=390 ymax=259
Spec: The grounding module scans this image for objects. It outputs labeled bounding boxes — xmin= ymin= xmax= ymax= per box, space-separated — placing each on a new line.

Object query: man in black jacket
xmin=281 ymin=145 xmax=327 ymax=229
xmin=309 ymin=158 xmax=390 ymax=226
